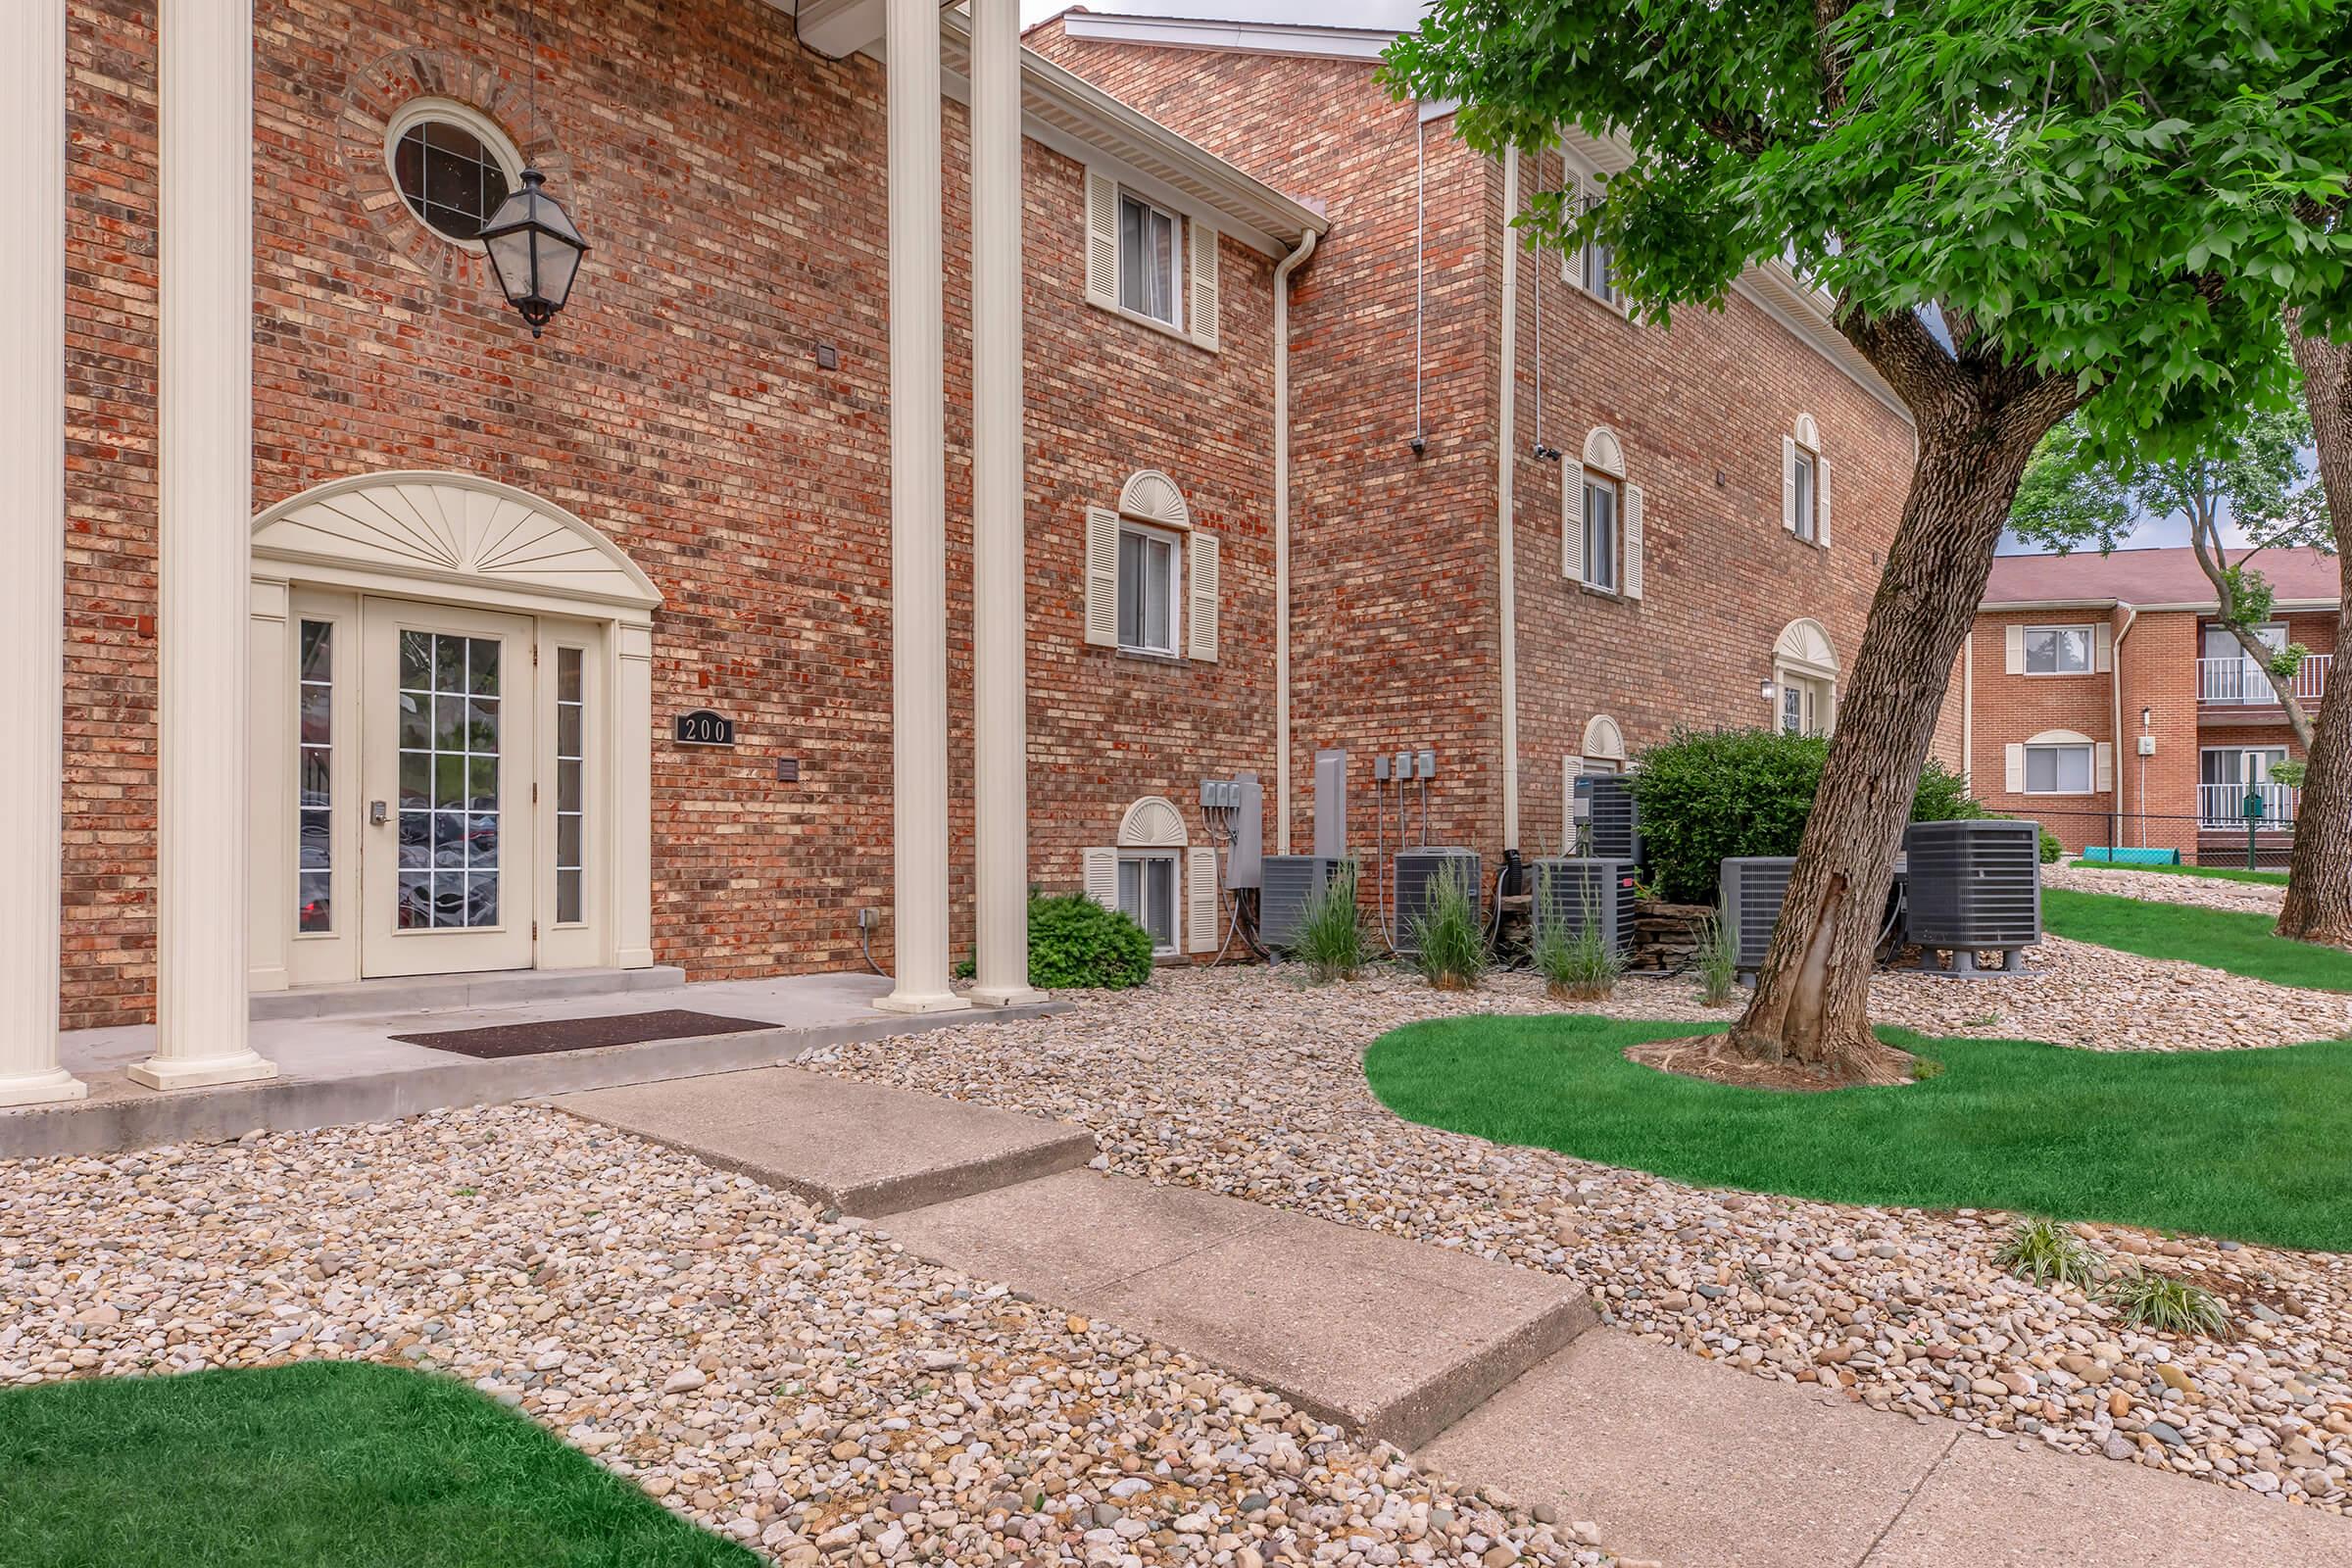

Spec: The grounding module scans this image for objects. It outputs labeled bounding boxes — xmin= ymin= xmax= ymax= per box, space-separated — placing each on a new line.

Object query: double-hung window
xmin=1117 ymin=853 xmax=1178 ymax=954
xmin=1579 ymin=233 xmax=1617 ymax=306
xmin=2024 ymin=624 xmax=2092 ymax=675
xmin=1581 ymin=473 xmax=1619 ymax=593
xmin=1790 ymin=446 xmax=1819 ymax=543
xmin=1117 ymin=192 xmax=1182 ymax=328
xmin=1116 ymin=521 xmax=1182 ymax=656
xmin=2024 ymin=743 xmax=2094 ymax=795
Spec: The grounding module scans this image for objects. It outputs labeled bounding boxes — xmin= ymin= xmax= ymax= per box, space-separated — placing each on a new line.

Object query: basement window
xmin=1117 ymin=852 xmax=1178 ymax=954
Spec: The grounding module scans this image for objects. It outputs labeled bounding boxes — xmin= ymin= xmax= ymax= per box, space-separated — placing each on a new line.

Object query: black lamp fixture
xmin=483 ymin=0 xmax=587 ymax=337
xmin=482 ymin=171 xmax=587 ymax=336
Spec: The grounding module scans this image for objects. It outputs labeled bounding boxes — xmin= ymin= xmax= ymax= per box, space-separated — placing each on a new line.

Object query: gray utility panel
xmin=1260 ymin=856 xmax=1356 ymax=952
xmin=1392 ymin=848 xmax=1483 ymax=954
xmin=1530 ymin=858 xmax=1639 ymax=955
xmin=1901 ymin=818 xmax=2042 ymax=974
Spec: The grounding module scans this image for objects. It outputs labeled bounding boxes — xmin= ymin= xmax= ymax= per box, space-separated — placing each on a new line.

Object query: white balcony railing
xmin=2197 ymin=653 xmax=2331 ymax=705
xmin=2200 ymin=780 xmax=2300 ymax=829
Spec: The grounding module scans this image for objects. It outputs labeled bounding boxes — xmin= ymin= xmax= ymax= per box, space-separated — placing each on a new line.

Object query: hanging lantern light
xmin=481 ymin=169 xmax=587 ymax=337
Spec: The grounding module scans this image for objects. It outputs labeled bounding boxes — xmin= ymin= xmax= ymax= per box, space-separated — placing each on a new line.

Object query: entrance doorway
xmin=249 ymin=471 xmax=660 ymax=995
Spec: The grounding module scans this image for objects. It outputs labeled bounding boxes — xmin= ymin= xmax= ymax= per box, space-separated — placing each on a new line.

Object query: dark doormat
xmin=392 ymin=1009 xmax=778 ymax=1058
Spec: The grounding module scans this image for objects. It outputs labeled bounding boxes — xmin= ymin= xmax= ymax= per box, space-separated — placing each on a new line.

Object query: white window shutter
xmin=1622 ymin=484 xmax=1644 ymax=600
xmin=2095 ymin=742 xmax=2114 ymax=794
xmin=1083 ymin=848 xmax=1118 ymax=910
xmin=1782 ymin=436 xmax=1798 ymax=533
xmin=1187 ymin=530 xmax=1219 ymax=661
xmin=2093 ymin=621 xmax=2113 ymax=672
xmin=1815 ymin=454 xmax=1832 ymax=550
xmin=1562 ymin=756 xmax=1586 ymax=848
xmin=2004 ymin=744 xmax=2025 ymax=794
xmin=1188 ymin=221 xmax=1221 ymax=351
xmin=1084 ymin=507 xmax=1119 ymax=648
xmin=1084 ymin=170 xmax=1119 ymax=311
xmin=1563 ymin=479 xmax=1586 ymax=581
xmin=1186 ymin=846 xmax=1219 ymax=954
xmin=2005 ymin=623 xmax=2026 ymax=674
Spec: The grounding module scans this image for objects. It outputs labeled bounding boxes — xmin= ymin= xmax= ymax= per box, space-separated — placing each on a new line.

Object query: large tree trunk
xmin=1729 ymin=417 xmax=2052 ymax=1083
xmin=2278 ymin=309 xmax=2352 ymax=944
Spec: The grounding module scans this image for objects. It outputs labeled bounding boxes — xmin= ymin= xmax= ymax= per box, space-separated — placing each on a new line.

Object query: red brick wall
xmin=58 ymin=0 xmax=1280 ymax=1024
xmin=1033 ymin=24 xmax=1920 ymax=878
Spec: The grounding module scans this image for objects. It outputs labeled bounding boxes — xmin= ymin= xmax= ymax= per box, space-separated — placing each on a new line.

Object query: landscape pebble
xmin=2044 ymin=863 xmax=2287 ymax=915
xmin=0 ymin=1110 xmax=1615 ymax=1567
xmin=813 ymin=957 xmax=2352 ymax=1514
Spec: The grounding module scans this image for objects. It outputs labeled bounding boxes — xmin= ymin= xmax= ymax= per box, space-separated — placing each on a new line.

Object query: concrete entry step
xmin=251 ymin=964 xmax=687 ymax=1023
xmin=554 ymin=1067 xmax=1100 ymax=1217
xmin=883 ymin=1167 xmax=1598 ymax=1451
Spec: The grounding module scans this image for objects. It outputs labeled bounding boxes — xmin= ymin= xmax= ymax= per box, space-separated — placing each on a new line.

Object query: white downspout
xmin=2111 ymin=603 xmax=2136 ymax=846
xmin=1273 ymin=226 xmax=1317 ymax=854
xmin=1960 ymin=632 xmax=1974 ymax=793
xmin=1495 ymin=149 xmax=1522 ymax=849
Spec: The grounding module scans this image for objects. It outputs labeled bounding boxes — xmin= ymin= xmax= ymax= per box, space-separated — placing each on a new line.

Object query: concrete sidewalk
xmin=550 ymin=1062 xmax=2352 ymax=1567
xmin=1420 ymin=1332 xmax=2352 ymax=1568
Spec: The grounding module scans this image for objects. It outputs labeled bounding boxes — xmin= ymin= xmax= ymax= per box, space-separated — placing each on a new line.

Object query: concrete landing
xmin=884 ymin=1168 xmax=1598 ymax=1449
xmin=555 ymin=1067 xmax=1100 ymax=1217
xmin=1418 ymin=1332 xmax=2352 ymax=1568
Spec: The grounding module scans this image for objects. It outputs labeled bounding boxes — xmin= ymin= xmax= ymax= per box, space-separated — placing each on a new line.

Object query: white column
xmin=0 ymin=2 xmax=84 ymax=1107
xmin=966 ymin=0 xmax=1043 ymax=1007
xmin=133 ymin=0 xmax=277 ymax=1089
xmin=875 ymin=0 xmax=967 ymax=1014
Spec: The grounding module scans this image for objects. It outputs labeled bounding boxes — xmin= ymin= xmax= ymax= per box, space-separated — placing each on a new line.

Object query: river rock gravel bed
xmin=0 ymin=1108 xmax=1616 ymax=1568
xmin=810 ymin=964 xmax=2352 ymax=1513
xmin=2045 ymin=863 xmax=2288 ymax=914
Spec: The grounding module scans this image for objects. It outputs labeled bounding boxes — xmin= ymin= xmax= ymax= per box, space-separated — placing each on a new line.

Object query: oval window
xmin=388 ymin=107 xmax=517 ymax=243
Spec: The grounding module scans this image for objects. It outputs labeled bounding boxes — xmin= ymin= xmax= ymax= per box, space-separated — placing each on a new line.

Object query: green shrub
xmin=2038 ymin=825 xmax=2063 ymax=864
xmin=1288 ymin=863 xmax=1370 ymax=982
xmin=1026 ymin=892 xmax=1154 ymax=990
xmin=1534 ymin=867 xmax=1623 ymax=1002
xmin=1693 ymin=911 xmax=1739 ymax=1006
xmin=1628 ymin=728 xmax=1984 ymax=905
xmin=1994 ymin=1217 xmax=2104 ymax=1289
xmin=1407 ymin=863 xmax=1489 ymax=991
xmin=2099 ymin=1268 xmax=2230 ymax=1336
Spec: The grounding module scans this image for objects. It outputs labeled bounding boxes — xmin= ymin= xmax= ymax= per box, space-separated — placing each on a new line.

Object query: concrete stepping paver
xmin=885 ymin=1168 xmax=1598 ymax=1449
xmin=554 ymin=1066 xmax=1098 ymax=1216
xmin=1420 ymin=1331 xmax=2352 ymax=1568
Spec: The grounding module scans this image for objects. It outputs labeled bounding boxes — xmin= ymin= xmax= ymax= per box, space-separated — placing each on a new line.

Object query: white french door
xmin=361 ymin=601 xmax=538 ymax=976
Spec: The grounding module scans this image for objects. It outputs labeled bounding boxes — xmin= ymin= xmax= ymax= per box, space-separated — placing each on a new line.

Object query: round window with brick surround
xmin=385 ymin=100 xmax=522 ymax=245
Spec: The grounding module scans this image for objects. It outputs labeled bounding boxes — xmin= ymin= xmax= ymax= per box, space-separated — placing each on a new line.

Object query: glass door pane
xmin=396 ymin=630 xmax=503 ymax=930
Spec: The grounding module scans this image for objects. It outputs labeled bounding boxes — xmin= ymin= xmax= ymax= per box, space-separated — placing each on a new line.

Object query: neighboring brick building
xmin=1952 ymin=548 xmax=2341 ymax=861
xmin=1030 ymin=7 xmax=1918 ymax=901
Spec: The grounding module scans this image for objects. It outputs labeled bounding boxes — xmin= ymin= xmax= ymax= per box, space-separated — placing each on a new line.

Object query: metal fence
xmin=2024 ymin=808 xmax=2295 ymax=871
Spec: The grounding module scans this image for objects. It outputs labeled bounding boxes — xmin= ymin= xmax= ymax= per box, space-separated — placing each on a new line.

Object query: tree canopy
xmin=1382 ymin=0 xmax=2352 ymax=448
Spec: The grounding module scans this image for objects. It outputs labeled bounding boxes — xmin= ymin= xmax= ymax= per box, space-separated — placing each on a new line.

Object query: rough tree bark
xmin=1729 ymin=323 xmax=2080 ymax=1083
xmin=2278 ymin=305 xmax=2352 ymax=944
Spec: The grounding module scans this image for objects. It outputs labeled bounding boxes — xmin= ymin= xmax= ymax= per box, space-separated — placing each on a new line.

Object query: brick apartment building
xmin=4 ymin=0 xmax=1913 ymax=1104
xmin=1029 ymin=7 xmax=1918 ymax=883
xmin=1952 ymin=547 xmax=2341 ymax=861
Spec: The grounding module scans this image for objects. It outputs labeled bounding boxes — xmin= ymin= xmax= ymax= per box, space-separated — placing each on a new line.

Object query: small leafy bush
xmin=1629 ymin=728 xmax=1984 ymax=905
xmin=1995 ymin=1218 xmax=2104 ymax=1289
xmin=1288 ymin=863 xmax=1370 ymax=982
xmin=2038 ymin=825 xmax=2063 ymax=864
xmin=1408 ymin=863 xmax=1488 ymax=991
xmin=1026 ymin=892 xmax=1154 ymax=990
xmin=1534 ymin=868 xmax=1623 ymax=1002
xmin=2100 ymin=1268 xmax=2230 ymax=1337
xmin=1693 ymin=911 xmax=1739 ymax=1006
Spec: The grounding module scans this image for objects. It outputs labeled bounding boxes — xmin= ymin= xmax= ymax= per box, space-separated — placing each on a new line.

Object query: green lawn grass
xmin=2042 ymin=886 xmax=2352 ymax=991
xmin=0 ymin=1361 xmax=759 ymax=1568
xmin=2068 ymin=858 xmax=2289 ymax=887
xmin=1363 ymin=1015 xmax=2352 ymax=1250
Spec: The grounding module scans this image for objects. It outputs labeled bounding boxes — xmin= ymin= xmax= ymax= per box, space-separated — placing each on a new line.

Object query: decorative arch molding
xmin=2028 ymin=728 xmax=2096 ymax=747
xmin=1793 ymin=411 xmax=1821 ymax=450
xmin=253 ymin=471 xmax=661 ymax=619
xmin=1774 ymin=616 xmax=1839 ymax=680
xmin=1118 ymin=468 xmax=1192 ymax=529
xmin=1582 ymin=713 xmax=1627 ymax=763
xmin=1582 ymin=426 xmax=1626 ymax=478
xmin=1116 ymin=795 xmax=1190 ymax=849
